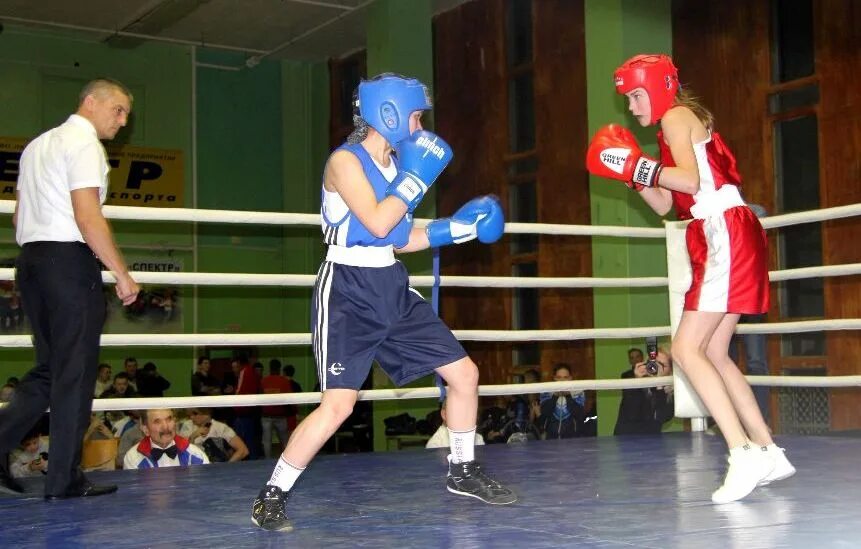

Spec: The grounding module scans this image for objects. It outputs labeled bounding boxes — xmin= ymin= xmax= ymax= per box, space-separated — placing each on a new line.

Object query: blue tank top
xmin=320 ymin=143 xmax=413 ymax=248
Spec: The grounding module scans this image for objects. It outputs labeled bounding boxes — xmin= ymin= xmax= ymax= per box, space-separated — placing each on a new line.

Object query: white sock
xmin=267 ymin=457 xmax=305 ymax=492
xmin=729 ymin=443 xmax=752 ymax=460
xmin=448 ymin=427 xmax=476 ymax=464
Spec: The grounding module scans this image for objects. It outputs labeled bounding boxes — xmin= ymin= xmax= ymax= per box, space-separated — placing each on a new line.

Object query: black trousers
xmin=0 ymin=242 xmax=105 ymax=495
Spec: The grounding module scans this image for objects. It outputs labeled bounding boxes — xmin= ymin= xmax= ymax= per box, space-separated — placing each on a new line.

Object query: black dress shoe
xmin=45 ymin=483 xmax=118 ymax=500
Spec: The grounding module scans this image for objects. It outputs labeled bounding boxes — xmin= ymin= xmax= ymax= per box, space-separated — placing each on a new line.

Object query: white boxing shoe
xmin=711 ymin=445 xmax=775 ymax=505
xmin=757 ymin=444 xmax=796 ymax=486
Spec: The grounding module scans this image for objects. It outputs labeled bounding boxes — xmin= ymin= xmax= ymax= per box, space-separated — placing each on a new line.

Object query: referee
xmin=0 ymin=79 xmax=140 ymax=498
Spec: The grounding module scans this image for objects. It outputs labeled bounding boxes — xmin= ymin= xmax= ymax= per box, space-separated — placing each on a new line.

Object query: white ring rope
xmin=82 ymin=374 xmax=861 ymax=412
xmin=0 ymin=261 xmax=859 ymax=289
xmin=1 ymin=201 xmax=857 ymax=232
xmin=0 ymin=201 xmax=859 ymax=399
xmin=0 ymin=319 xmax=859 ymax=348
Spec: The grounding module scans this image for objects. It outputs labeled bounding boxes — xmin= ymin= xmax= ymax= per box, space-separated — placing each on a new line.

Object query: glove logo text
xmin=416 ymin=135 xmax=446 ymax=160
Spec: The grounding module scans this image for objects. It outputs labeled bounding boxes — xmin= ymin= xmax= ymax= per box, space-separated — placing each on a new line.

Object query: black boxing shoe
xmin=446 ymin=457 xmax=517 ymax=505
xmin=45 ymin=482 xmax=117 ymax=500
xmin=251 ymin=485 xmax=293 ymax=532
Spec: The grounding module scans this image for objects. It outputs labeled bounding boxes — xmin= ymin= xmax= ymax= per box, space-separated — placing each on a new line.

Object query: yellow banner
xmin=0 ymin=137 xmax=184 ymax=207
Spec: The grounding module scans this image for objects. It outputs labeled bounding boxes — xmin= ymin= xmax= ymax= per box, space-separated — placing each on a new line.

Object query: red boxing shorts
xmin=684 ymin=205 xmax=769 ymax=314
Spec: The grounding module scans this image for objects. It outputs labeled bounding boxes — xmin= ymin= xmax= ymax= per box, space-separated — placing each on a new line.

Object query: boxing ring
xmin=1 ymin=199 xmax=861 ymax=547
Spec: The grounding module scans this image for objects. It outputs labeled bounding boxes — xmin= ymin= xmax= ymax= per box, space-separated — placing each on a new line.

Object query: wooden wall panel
xmin=672 ymin=1 xmax=771 ymax=208
xmin=433 ymin=0 xmax=510 ymax=385
xmin=533 ymin=0 xmax=593 ymax=379
xmin=433 ymin=1 xmax=593 ymax=386
xmin=817 ymin=0 xmax=861 ymax=429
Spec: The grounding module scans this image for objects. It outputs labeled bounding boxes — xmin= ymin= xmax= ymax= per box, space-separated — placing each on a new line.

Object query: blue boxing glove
xmin=426 ymin=195 xmax=505 ymax=248
xmin=388 ymin=130 xmax=453 ymax=212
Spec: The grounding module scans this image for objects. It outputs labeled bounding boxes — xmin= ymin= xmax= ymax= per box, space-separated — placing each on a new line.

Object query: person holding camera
xmin=10 ymin=429 xmax=49 ymax=478
xmin=179 ymin=408 xmax=249 ymax=463
xmin=537 ymin=364 xmax=587 ymax=440
xmin=614 ymin=348 xmax=675 ymax=436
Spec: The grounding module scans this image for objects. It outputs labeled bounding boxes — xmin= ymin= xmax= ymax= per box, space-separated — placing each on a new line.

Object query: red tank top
xmin=657 ymin=130 xmax=743 ymax=220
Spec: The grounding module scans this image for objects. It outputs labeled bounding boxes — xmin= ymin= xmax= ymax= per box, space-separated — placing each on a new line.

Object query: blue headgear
xmin=356 ymin=74 xmax=432 ymax=146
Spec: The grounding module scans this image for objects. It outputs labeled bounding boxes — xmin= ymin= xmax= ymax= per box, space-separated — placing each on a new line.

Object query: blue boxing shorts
xmin=312 ymin=260 xmax=467 ymax=391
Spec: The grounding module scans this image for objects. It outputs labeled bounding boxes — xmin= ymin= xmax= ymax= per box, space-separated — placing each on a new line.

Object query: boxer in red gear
xmin=587 ymin=54 xmax=795 ymax=504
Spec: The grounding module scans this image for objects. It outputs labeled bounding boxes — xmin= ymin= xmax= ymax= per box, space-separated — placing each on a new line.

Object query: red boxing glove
xmin=586 ymin=124 xmax=662 ymax=189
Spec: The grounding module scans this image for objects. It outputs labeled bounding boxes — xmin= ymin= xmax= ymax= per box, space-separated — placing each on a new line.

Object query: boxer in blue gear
xmin=252 ymin=74 xmax=517 ymax=532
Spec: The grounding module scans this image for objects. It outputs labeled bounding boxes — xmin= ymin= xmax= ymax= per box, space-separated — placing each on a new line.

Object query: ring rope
xmin=1 ymin=262 xmax=859 ymax=289
xmin=2 ymin=201 xmax=859 ymax=232
xmin=0 ymin=319 xmax=859 ymax=348
xmin=79 ymin=374 xmax=861 ymax=412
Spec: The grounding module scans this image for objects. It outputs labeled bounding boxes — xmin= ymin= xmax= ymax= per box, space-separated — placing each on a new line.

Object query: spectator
xmin=260 ymin=359 xmax=293 ymax=458
xmin=628 ymin=348 xmax=644 ymax=368
xmin=233 ymin=353 xmax=262 ymax=459
xmin=123 ymin=357 xmax=139 ymax=392
xmin=123 ymin=409 xmax=208 ymax=469
xmin=191 ymin=356 xmax=220 ymax=397
xmin=136 ymin=362 xmax=171 ymax=397
xmin=83 ymin=414 xmax=113 ymax=441
xmin=537 ymin=364 xmax=587 ymax=439
xmin=614 ymin=348 xmax=675 ymax=435
xmin=94 ymin=363 xmax=112 ymax=397
xmin=10 ymin=429 xmax=49 ymax=478
xmin=0 ymin=383 xmax=14 ymax=403
xmin=282 ymin=364 xmax=303 ymax=432
xmin=180 ymin=408 xmax=249 ymax=463
xmin=426 ymin=399 xmax=485 ymax=449
xmin=497 ymin=397 xmax=541 ymax=443
xmin=99 ymin=372 xmax=137 ymax=399
xmin=477 ymin=398 xmax=510 ymax=444
xmin=116 ymin=415 xmax=143 ymax=469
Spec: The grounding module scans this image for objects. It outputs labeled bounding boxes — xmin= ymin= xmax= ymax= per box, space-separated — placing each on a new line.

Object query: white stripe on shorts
xmin=315 ymin=262 xmax=334 ymax=391
xmin=698 ymin=214 xmax=732 ymax=312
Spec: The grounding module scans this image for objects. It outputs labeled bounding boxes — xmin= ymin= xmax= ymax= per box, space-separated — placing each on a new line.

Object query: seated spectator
xmin=260 ymin=359 xmax=293 ymax=458
xmin=94 ymin=363 xmax=112 ymax=397
xmin=116 ymin=416 xmax=144 ymax=469
xmin=537 ymin=364 xmax=587 ymax=440
xmin=477 ymin=398 xmax=510 ymax=444
xmin=191 ymin=356 xmax=221 ymax=396
xmin=100 ymin=372 xmax=137 ymax=399
xmin=614 ymin=348 xmax=675 ymax=435
xmin=0 ymin=383 xmax=14 ymax=403
xmin=123 ymin=357 xmax=140 ymax=392
xmin=426 ymin=399 xmax=485 ymax=449
xmin=123 ymin=409 xmax=208 ymax=469
xmin=179 ymin=408 xmax=249 ymax=463
xmin=84 ymin=413 xmax=113 ymax=441
xmin=10 ymin=429 xmax=49 ymax=478
xmin=498 ymin=397 xmax=541 ymax=443
xmin=136 ymin=362 xmax=171 ymax=397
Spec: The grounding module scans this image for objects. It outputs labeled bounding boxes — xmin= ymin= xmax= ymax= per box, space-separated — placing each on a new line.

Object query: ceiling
xmin=0 ymin=0 xmax=468 ymax=63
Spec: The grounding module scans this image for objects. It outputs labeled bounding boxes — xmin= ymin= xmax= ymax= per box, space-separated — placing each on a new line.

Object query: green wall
xmin=0 ymin=25 xmax=323 ymax=398
xmin=584 ymin=0 xmax=678 ymax=435
xmin=365 ymin=0 xmax=442 ymax=451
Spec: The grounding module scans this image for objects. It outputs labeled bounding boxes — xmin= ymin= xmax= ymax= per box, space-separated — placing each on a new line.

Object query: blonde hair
xmin=674 ymin=88 xmax=714 ymax=130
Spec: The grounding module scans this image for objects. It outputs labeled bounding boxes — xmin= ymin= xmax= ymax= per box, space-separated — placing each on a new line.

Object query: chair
xmin=81 ymin=438 xmax=119 ymax=471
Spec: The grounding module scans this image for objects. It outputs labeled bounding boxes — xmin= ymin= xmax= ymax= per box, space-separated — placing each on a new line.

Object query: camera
xmin=644 ymin=336 xmax=660 ymax=376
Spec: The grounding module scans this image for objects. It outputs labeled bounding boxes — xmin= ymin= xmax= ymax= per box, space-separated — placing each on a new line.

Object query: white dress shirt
xmin=16 ymin=114 xmax=109 ymax=245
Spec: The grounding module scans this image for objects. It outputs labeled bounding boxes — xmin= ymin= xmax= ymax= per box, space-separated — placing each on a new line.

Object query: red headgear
xmin=614 ymin=54 xmax=679 ymax=125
